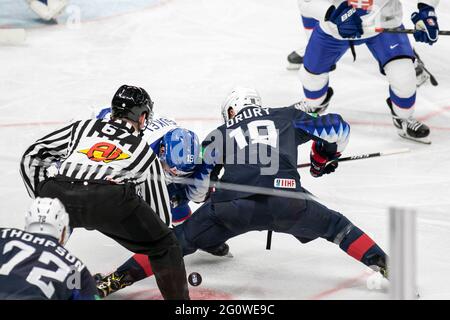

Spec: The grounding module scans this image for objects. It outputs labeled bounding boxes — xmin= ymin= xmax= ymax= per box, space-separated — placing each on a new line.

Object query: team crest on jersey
xmin=78 ymin=142 xmax=130 ymax=163
xmin=348 ymin=0 xmax=373 ymax=10
xmin=274 ymin=178 xmax=296 ymax=189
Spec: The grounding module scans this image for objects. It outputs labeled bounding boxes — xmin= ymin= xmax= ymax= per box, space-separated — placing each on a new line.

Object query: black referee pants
xmin=38 ymin=178 xmax=189 ymax=300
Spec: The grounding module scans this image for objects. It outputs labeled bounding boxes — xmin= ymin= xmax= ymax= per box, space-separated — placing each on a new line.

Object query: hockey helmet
xmin=221 ymin=86 xmax=262 ymax=123
xmin=25 ymin=197 xmax=71 ymax=246
xmin=160 ymin=128 xmax=200 ymax=177
xmin=111 ymin=85 xmax=154 ymax=125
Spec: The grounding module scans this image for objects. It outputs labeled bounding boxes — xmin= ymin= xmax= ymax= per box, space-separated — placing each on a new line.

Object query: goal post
xmin=389 ymin=207 xmax=418 ymax=300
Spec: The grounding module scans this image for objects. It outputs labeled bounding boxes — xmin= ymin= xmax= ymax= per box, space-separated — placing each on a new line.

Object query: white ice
xmin=1 ymin=0 xmax=450 ymax=300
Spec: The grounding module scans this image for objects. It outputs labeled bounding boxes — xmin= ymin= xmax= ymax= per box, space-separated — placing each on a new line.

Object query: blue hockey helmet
xmin=160 ymin=128 xmax=200 ymax=176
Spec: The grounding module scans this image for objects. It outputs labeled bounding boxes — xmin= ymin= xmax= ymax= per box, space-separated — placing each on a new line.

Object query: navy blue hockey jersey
xmin=201 ymin=105 xmax=350 ymax=202
xmin=0 ymin=228 xmax=98 ymax=300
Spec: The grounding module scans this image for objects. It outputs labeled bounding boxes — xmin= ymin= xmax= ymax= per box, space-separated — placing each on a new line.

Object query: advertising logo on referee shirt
xmin=78 ymin=142 xmax=130 ymax=163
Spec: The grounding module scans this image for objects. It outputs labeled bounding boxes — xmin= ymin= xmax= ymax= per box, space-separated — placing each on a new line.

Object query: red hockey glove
xmin=310 ymin=141 xmax=341 ymax=178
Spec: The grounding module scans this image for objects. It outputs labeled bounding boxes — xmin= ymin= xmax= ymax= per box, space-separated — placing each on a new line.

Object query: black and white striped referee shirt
xmin=20 ymin=118 xmax=171 ymax=225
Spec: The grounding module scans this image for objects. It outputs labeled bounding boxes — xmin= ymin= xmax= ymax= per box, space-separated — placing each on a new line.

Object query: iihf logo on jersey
xmin=348 ymin=0 xmax=373 ymax=10
xmin=274 ymin=178 xmax=296 ymax=189
xmin=78 ymin=142 xmax=130 ymax=163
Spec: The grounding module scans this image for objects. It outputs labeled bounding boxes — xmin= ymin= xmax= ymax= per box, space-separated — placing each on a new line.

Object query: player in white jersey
xmin=295 ymin=0 xmax=440 ymax=144
xmin=287 ymin=0 xmax=437 ymax=88
xmin=26 ymin=0 xmax=68 ymax=21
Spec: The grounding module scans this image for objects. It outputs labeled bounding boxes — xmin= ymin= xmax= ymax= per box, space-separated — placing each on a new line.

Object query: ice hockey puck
xmin=188 ymin=272 xmax=202 ymax=286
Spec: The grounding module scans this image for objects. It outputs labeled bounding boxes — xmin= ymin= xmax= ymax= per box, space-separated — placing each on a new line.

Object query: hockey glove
xmin=310 ymin=141 xmax=341 ymax=178
xmin=327 ymin=2 xmax=364 ymax=39
xmin=411 ymin=4 xmax=439 ymax=45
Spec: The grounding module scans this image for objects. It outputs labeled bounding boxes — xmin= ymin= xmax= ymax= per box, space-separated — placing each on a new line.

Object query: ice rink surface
xmin=1 ymin=0 xmax=450 ymax=299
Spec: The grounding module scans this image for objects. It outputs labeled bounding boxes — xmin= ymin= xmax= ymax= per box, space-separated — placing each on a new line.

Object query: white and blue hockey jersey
xmin=299 ymin=0 xmax=440 ymax=40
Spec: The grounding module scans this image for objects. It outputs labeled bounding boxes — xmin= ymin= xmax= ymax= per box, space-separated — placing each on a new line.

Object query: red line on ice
xmin=307 ymin=271 xmax=371 ymax=300
xmin=417 ymin=105 xmax=450 ymax=122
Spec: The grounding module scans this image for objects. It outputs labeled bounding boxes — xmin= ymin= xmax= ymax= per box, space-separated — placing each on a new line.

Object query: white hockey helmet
xmin=25 ymin=197 xmax=71 ymax=246
xmin=221 ymin=87 xmax=262 ymax=123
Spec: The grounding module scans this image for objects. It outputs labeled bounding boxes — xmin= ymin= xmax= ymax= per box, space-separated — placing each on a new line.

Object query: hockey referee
xmin=20 ymin=85 xmax=190 ymax=300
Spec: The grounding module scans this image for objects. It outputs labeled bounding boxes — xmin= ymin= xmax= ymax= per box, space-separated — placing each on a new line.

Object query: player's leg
xmin=38 ymin=179 xmax=190 ymax=300
xmin=94 ymin=200 xmax=230 ymax=298
xmin=275 ymin=192 xmax=387 ymax=276
xmin=97 ymin=189 xmax=190 ymax=300
xmin=287 ymin=0 xmax=319 ymax=70
xmin=93 ymin=254 xmax=153 ymax=298
xmin=365 ymin=31 xmax=430 ymax=144
xmin=298 ymin=26 xmax=348 ymax=113
xmin=174 ymin=200 xmax=241 ymax=256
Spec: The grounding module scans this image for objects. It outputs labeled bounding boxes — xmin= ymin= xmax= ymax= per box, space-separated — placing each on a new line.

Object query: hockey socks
xmin=116 ymin=254 xmax=155 ymax=282
xmin=339 ymin=226 xmax=387 ymax=272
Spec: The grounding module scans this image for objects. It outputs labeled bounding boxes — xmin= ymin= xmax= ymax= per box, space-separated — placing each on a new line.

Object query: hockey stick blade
xmin=297 ymin=148 xmax=410 ymax=169
xmin=0 ymin=29 xmax=26 ymax=45
xmin=413 ymin=49 xmax=439 ymax=86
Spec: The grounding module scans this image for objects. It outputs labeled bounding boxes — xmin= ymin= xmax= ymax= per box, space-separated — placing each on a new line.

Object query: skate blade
xmin=397 ymin=132 xmax=431 ymax=145
xmin=286 ymin=62 xmax=301 ymax=71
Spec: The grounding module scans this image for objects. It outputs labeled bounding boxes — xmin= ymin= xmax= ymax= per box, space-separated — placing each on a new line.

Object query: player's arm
xmin=293 ymin=111 xmax=350 ymax=177
xmin=185 ymin=130 xmax=224 ymax=202
xmin=20 ymin=121 xmax=81 ymax=198
xmin=184 ymin=163 xmax=215 ymax=203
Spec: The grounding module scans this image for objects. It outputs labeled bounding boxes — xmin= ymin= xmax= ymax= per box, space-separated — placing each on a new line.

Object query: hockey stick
xmin=297 ymin=148 xmax=410 ymax=169
xmin=375 ymin=27 xmax=450 ymax=36
xmin=265 ymin=187 xmax=316 ymax=250
xmin=266 ymin=230 xmax=273 ymax=250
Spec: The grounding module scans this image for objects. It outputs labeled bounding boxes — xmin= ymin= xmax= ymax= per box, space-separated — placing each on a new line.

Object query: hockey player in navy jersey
xmin=97 ymin=87 xmax=388 ymax=296
xmin=171 ymin=87 xmax=388 ymax=283
xmin=0 ymin=198 xmax=99 ymax=300
xmin=296 ymin=0 xmax=440 ymax=144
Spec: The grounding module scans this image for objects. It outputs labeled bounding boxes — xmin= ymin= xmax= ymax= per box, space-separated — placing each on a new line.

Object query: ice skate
xmin=203 ymin=242 xmax=233 ymax=258
xmin=386 ymin=98 xmax=431 ymax=144
xmin=294 ymin=87 xmax=334 ymax=114
xmin=95 ymin=271 xmax=134 ymax=298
